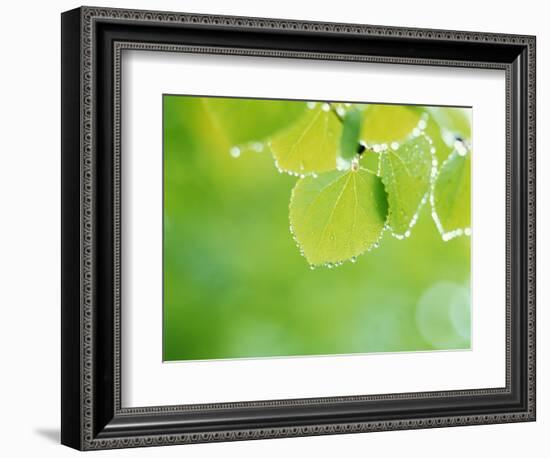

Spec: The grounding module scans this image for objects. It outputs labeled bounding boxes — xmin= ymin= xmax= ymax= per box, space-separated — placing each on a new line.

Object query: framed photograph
xmin=61 ymin=6 xmax=536 ymax=450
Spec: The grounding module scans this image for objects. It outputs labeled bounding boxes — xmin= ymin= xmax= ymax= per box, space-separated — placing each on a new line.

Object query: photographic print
xmin=163 ymin=96 xmax=472 ymax=362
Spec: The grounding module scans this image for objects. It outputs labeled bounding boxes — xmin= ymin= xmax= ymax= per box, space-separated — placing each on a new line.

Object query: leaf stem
xmin=329 ymin=103 xmax=344 ymax=124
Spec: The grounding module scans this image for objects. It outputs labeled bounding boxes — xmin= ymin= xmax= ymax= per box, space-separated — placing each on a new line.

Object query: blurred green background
xmin=163 ymin=95 xmax=471 ymax=361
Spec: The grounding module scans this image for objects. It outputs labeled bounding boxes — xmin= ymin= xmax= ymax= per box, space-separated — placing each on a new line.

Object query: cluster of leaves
xmin=203 ymin=98 xmax=471 ymax=268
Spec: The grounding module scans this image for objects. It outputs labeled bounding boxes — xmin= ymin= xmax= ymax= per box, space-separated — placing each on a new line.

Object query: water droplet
xmin=336 ymin=106 xmax=346 ymax=117
xmin=418 ymin=119 xmax=427 ymax=130
xmin=464 ymin=228 xmax=472 ymax=236
xmin=442 ymin=129 xmax=456 ymax=147
xmin=309 ymin=264 xmax=316 ymax=270
xmin=454 ymin=140 xmax=468 ymax=157
xmin=230 ymin=146 xmax=241 ymax=158
xmin=337 ymin=157 xmax=352 ymax=171
xmin=350 ymin=256 xmax=357 ymax=263
xmin=391 ymin=142 xmax=399 ymax=151
xmin=326 ymin=262 xmax=334 ymax=269
xmin=412 ymin=127 xmax=421 ymax=137
xmin=252 ymin=142 xmax=264 ymax=153
xmin=322 ymin=103 xmax=331 ymax=112
xmin=307 ymin=101 xmax=317 ymax=109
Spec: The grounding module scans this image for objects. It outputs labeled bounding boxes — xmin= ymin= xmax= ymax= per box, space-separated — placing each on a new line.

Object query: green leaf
xmin=432 ymin=146 xmax=471 ymax=239
xmin=289 ymin=168 xmax=388 ymax=266
xmin=426 ymin=107 xmax=472 ymax=141
xmin=378 ymin=134 xmax=433 ymax=236
xmin=270 ymin=104 xmax=342 ymax=175
xmin=202 ymin=97 xmax=307 ymax=146
xmin=340 ymin=107 xmax=362 ymax=160
xmin=360 ymin=104 xmax=422 ymax=145
xmin=422 ymin=114 xmax=454 ymax=164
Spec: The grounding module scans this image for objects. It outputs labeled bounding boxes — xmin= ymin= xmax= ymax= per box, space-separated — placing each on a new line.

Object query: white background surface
xmin=123 ymin=52 xmax=505 ymax=406
xmin=0 ymin=0 xmax=545 ymax=456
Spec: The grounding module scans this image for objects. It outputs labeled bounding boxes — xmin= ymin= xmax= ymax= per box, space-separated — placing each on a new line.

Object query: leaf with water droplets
xmin=426 ymin=107 xmax=472 ymax=141
xmin=270 ymin=104 xmax=342 ymax=174
xmin=340 ymin=107 xmax=362 ymax=160
xmin=379 ymin=134 xmax=433 ymax=236
xmin=422 ymin=114 xmax=453 ymax=163
xmin=203 ymin=97 xmax=307 ymax=146
xmin=360 ymin=105 xmax=422 ymax=145
xmin=432 ymin=147 xmax=471 ymax=236
xmin=289 ymin=168 xmax=388 ymax=266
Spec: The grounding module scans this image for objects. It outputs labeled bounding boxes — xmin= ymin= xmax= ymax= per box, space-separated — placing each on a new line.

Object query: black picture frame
xmin=61 ymin=6 xmax=536 ymax=451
